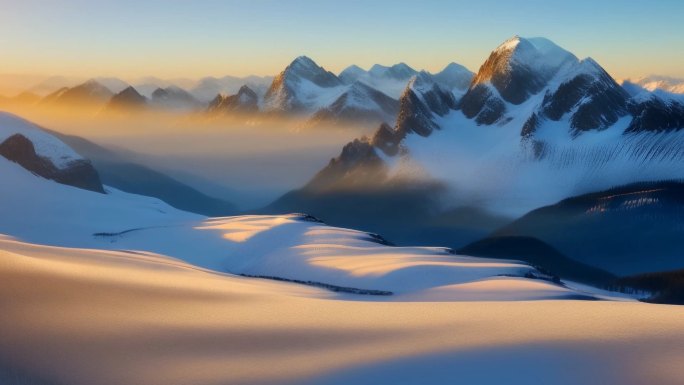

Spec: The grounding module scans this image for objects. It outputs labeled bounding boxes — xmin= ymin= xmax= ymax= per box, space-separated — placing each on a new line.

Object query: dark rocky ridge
xmin=626 ymin=95 xmax=684 ymax=133
xmin=0 ymin=133 xmax=104 ymax=193
xmin=371 ymin=74 xmax=458 ymax=155
xmin=492 ymin=181 xmax=684 ymax=276
xmin=540 ymin=61 xmax=629 ymax=135
xmin=208 ymin=85 xmax=259 ymax=114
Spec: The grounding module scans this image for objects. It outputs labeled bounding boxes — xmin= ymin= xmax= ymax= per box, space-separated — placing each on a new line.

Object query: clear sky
xmin=0 ymin=0 xmax=683 ymax=80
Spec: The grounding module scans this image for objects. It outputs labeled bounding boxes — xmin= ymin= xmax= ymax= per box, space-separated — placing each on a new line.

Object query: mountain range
xmin=0 ymin=58 xmax=474 ymax=127
xmin=267 ymin=36 xmax=684 ymax=280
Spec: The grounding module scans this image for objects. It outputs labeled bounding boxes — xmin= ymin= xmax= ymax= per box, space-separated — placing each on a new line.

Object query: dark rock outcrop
xmin=625 ymin=96 xmax=684 ymax=133
xmin=541 ymin=62 xmax=629 ymax=134
xmin=305 ymin=138 xmax=387 ymax=192
xmin=0 ymin=133 xmax=104 ymax=193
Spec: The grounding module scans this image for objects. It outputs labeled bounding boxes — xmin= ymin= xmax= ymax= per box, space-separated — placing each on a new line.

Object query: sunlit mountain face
xmin=2 ymin=1 xmax=684 ymax=385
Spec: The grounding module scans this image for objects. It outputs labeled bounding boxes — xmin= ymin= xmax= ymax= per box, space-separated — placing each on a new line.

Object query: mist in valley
xmin=4 ymin=105 xmax=372 ymax=209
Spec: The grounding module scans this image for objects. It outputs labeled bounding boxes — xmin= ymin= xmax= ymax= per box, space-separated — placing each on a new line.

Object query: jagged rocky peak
xmin=459 ymin=36 xmax=630 ymax=131
xmin=470 ymin=36 xmax=578 ymax=104
xmin=305 ymin=136 xmax=387 ymax=191
xmin=236 ymin=85 xmax=258 ymax=102
xmin=540 ymin=57 xmax=629 ymax=133
xmin=366 ymin=73 xmax=458 ymax=155
xmin=207 ymin=85 xmax=259 ymax=114
xmin=408 ymin=72 xmax=458 ymax=116
xmin=282 ymin=55 xmax=342 ymax=87
xmin=263 ymin=56 xmax=342 ymax=112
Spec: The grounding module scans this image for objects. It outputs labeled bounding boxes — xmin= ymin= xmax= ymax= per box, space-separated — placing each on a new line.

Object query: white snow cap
xmin=496 ymin=36 xmax=578 ymax=71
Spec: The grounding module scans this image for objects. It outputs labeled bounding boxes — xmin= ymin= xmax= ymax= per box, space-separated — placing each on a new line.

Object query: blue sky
xmin=0 ymin=0 xmax=682 ymax=79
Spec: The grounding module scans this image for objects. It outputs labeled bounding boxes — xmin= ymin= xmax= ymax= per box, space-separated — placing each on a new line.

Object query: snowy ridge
xmin=0 ymin=111 xmax=83 ymax=169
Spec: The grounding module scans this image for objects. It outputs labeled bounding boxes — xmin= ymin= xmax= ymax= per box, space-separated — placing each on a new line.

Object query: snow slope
xmin=0 ymin=116 xmax=602 ymax=300
xmin=1 ymin=236 xmax=683 ymax=385
xmin=0 ymin=152 xmax=588 ymax=300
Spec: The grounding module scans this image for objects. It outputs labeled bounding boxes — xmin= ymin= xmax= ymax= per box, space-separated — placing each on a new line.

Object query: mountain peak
xmin=105 ymin=86 xmax=147 ymax=112
xmin=280 ymin=55 xmax=341 ymax=87
xmin=289 ymin=55 xmax=319 ymax=71
xmin=369 ymin=63 xmax=417 ymax=80
xmin=83 ymin=78 xmax=105 ymax=88
xmin=493 ymin=36 xmax=577 ymax=72
xmin=468 ymin=36 xmax=578 ymax=105
xmin=119 ymin=86 xmax=144 ymax=97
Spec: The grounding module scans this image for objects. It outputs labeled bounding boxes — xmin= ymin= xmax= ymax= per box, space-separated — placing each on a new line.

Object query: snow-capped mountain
xmin=338 ymin=63 xmax=419 ymax=99
xmin=150 ymin=86 xmax=202 ymax=111
xmin=338 ymin=64 xmax=367 ymax=84
xmin=207 ymin=85 xmax=259 ymax=114
xmin=432 ymin=62 xmax=475 ymax=94
xmin=262 ymin=56 xmax=344 ymax=113
xmin=259 ymin=56 xmax=470 ymax=126
xmin=0 ymin=112 xmax=104 ymax=192
xmin=301 ymin=36 xmax=684 ymax=214
xmin=337 ymin=62 xmax=473 ymax=100
xmin=40 ymin=79 xmax=114 ymax=108
xmin=369 ymin=62 xmax=418 ymax=80
xmin=308 ymin=81 xmax=400 ymax=125
xmin=268 ymin=36 xmax=684 ymax=257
